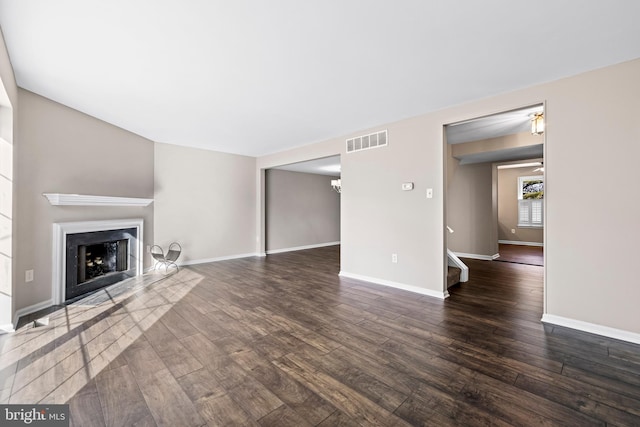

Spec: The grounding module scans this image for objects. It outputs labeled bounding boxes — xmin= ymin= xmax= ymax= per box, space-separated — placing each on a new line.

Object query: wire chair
xmin=150 ymin=242 xmax=182 ymax=273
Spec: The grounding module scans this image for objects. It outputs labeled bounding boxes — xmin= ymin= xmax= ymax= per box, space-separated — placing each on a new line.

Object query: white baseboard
xmin=499 ymin=240 xmax=544 ymax=247
xmin=453 ymin=252 xmax=500 ymax=261
xmin=542 ymin=314 xmax=640 ymax=345
xmin=339 ymin=271 xmax=449 ymax=300
xmin=266 ymin=241 xmax=340 ymax=255
xmin=179 ymin=252 xmax=260 ymax=266
xmin=12 ymin=299 xmax=54 ymax=328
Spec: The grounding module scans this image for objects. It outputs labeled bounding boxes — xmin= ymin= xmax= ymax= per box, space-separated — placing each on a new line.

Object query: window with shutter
xmin=517 ymin=176 xmax=544 ymax=227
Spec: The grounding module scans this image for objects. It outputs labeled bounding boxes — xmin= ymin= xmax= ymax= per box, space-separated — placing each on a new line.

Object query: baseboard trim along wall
xmin=12 ymin=299 xmax=54 ymax=329
xmin=179 ymin=252 xmax=260 ymax=266
xmin=542 ymin=314 xmax=640 ymax=345
xmin=453 ymin=252 xmax=500 ymax=261
xmin=266 ymin=241 xmax=340 ymax=255
xmin=499 ymin=240 xmax=544 ymax=247
xmin=339 ymin=271 xmax=450 ymax=300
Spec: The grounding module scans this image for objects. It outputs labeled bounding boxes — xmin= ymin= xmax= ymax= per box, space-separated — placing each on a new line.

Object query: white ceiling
xmin=1 ymin=1 xmax=640 ymax=156
xmin=272 ymin=155 xmax=341 ymax=176
xmin=446 ymin=104 xmax=544 ymax=165
xmin=445 ymin=105 xmax=543 ymax=145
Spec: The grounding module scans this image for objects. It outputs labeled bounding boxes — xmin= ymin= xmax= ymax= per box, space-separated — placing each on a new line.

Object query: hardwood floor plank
xmin=315 ymin=410 xmax=363 ymax=427
xmin=68 ymin=380 xmax=107 ymax=427
xmin=144 ymin=320 xmax=203 ymax=379
xmin=231 ymin=350 xmax=336 ymax=425
xmin=175 ymin=368 xmax=225 ymax=403
xmin=561 ymin=364 xmax=640 ymax=402
xmin=514 ymin=373 xmax=640 ymax=425
xmin=95 ymin=365 xmax=155 ymax=427
xmin=135 ymin=368 xmax=204 ymax=427
xmin=394 ymin=391 xmax=512 ymax=427
xmin=257 ymin=404 xmax=313 ymax=427
xmin=274 ymin=353 xmax=412 ymax=427
xmin=225 ymin=376 xmax=284 ymax=420
xmin=461 ymin=372 xmax=603 ymax=427
xmin=194 ymin=393 xmax=258 ymax=427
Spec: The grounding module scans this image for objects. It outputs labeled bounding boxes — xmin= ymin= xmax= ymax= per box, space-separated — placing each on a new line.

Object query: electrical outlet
xmin=25 ymin=270 xmax=34 ymax=283
xmin=391 ymin=253 xmax=398 ymax=263
xmin=511 ymin=229 xmax=516 ymax=234
xmin=426 ymin=188 xmax=433 ymax=199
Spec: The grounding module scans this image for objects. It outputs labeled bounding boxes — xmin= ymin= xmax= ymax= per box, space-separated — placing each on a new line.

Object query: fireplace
xmin=53 ymin=219 xmax=144 ymax=304
xmin=65 ymin=228 xmax=137 ymax=301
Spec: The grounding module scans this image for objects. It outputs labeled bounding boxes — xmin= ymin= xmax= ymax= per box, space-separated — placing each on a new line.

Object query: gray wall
xmin=16 ymin=89 xmax=155 ymax=310
xmin=154 ymin=143 xmax=256 ymax=263
xmin=497 ymin=166 xmax=544 ymax=243
xmin=258 ymin=57 xmax=640 ymax=335
xmin=446 ymin=155 xmax=496 ymax=256
xmin=265 ymin=169 xmax=340 ymax=252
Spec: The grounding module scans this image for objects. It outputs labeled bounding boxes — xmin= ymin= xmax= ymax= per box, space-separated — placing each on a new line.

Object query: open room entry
xmin=264 ymin=155 xmax=341 ymax=256
xmin=443 ymin=104 xmax=545 ymax=299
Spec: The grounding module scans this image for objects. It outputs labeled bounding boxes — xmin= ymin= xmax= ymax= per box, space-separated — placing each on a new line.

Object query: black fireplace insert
xmin=65 ymin=227 xmax=137 ymax=302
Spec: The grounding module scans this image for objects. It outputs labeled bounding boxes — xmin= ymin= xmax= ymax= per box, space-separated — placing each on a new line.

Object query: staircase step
xmin=447 ymin=266 xmax=461 ymax=288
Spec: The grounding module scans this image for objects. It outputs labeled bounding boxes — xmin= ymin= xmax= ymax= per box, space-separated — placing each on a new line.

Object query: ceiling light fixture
xmin=331 ymin=179 xmax=341 ymax=193
xmin=496 ymin=162 xmax=542 ymax=170
xmin=531 ymin=112 xmax=545 ymax=135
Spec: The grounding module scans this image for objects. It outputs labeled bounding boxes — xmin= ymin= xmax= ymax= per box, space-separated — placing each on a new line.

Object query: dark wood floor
xmin=2 ymin=245 xmax=640 ymax=426
xmin=495 ymin=243 xmax=544 ymax=266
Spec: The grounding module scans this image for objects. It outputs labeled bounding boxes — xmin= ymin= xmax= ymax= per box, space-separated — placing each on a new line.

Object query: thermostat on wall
xmin=402 ymin=182 xmax=414 ymax=191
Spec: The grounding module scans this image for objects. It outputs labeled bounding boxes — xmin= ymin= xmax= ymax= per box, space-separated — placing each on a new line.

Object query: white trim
xmin=447 ymin=249 xmax=469 ymax=282
xmin=453 ymin=252 xmax=500 ymax=261
xmin=52 ymin=219 xmax=144 ymax=305
xmin=43 ymin=193 xmax=153 ymax=207
xmin=12 ymin=299 xmax=54 ymax=328
xmin=499 ymin=240 xmax=544 ymax=247
xmin=0 ymin=323 xmax=15 ymax=333
xmin=339 ymin=271 xmax=449 ymax=300
xmin=541 ymin=314 xmax=640 ymax=345
xmin=179 ymin=252 xmax=259 ymax=266
xmin=266 ymin=241 xmax=340 ymax=255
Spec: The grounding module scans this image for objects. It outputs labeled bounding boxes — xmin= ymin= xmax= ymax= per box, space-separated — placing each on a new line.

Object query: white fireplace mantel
xmin=43 ymin=193 xmax=153 ymax=207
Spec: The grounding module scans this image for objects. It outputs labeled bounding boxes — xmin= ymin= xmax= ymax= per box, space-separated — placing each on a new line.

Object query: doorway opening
xmin=443 ymin=104 xmax=545 ymax=290
xmin=264 ymin=155 xmax=341 ymax=255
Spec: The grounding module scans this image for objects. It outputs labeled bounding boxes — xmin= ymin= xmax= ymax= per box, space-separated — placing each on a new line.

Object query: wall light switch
xmin=511 ymin=229 xmax=516 ymax=234
xmin=25 ymin=270 xmax=34 ymax=283
xmin=401 ymin=182 xmax=414 ymax=191
xmin=391 ymin=254 xmax=398 ymax=263
xmin=426 ymin=188 xmax=433 ymax=198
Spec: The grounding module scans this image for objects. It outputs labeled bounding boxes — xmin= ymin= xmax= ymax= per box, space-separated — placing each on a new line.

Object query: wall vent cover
xmin=346 ymin=130 xmax=388 ymax=153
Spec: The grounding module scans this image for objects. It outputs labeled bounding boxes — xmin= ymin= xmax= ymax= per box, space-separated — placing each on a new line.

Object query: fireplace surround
xmin=52 ymin=219 xmax=144 ymax=304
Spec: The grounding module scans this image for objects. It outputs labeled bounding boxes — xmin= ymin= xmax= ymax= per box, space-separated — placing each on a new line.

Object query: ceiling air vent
xmin=346 ymin=130 xmax=387 ymax=153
